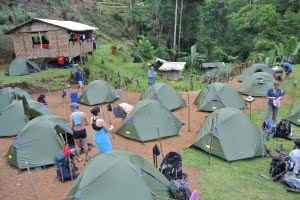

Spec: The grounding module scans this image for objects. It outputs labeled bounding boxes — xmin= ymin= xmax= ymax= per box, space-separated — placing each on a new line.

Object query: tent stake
xmin=25 ymin=161 xmax=38 ymax=200
xmin=156 ymin=126 xmax=165 ymax=158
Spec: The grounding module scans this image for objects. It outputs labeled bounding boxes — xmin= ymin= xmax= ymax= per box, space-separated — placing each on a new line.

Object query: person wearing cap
xmin=74 ymin=67 xmax=84 ymax=92
xmin=281 ymin=62 xmax=292 ymax=83
xmin=90 ymin=107 xmax=114 ymax=154
xmin=69 ymin=103 xmax=89 ymax=164
xmin=265 ymin=81 xmax=283 ymax=123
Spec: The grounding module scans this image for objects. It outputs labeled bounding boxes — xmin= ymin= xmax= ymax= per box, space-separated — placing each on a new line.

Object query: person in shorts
xmin=281 ymin=62 xmax=292 ymax=83
xmin=69 ymin=103 xmax=89 ymax=164
xmin=74 ymin=67 xmax=84 ymax=92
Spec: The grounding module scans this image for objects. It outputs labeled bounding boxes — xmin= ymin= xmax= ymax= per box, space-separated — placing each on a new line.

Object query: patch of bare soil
xmin=0 ymin=79 xmax=291 ymax=200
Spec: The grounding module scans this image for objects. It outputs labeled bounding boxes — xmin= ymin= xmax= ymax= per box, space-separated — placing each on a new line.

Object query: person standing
xmin=69 ymin=103 xmax=89 ymax=164
xmin=74 ymin=67 xmax=84 ymax=92
xmin=148 ymin=66 xmax=156 ymax=86
xmin=90 ymin=107 xmax=114 ymax=154
xmin=265 ymin=81 xmax=283 ymax=123
xmin=281 ymin=62 xmax=292 ymax=83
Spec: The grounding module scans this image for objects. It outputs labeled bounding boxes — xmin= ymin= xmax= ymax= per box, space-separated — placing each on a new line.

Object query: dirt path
xmin=0 ymin=79 xmax=291 ymax=200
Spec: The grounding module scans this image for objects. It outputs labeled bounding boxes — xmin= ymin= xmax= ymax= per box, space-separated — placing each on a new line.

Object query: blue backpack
xmin=54 ymin=152 xmax=72 ymax=182
xmin=262 ymin=118 xmax=275 ymax=134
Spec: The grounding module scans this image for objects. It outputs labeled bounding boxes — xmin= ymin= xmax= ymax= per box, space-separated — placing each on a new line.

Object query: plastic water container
xmin=70 ymin=92 xmax=78 ymax=103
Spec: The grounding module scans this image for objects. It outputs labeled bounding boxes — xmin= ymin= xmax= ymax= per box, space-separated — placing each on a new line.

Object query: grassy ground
xmin=0 ymin=43 xmax=203 ymax=92
xmin=181 ymin=66 xmax=300 ymax=200
xmin=87 ymin=43 xmax=204 ymax=92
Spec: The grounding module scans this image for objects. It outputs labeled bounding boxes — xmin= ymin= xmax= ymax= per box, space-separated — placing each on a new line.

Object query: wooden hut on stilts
xmin=6 ymin=18 xmax=98 ymax=67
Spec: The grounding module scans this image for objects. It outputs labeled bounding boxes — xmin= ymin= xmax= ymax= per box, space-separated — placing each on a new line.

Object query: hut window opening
xmin=32 ymin=32 xmax=49 ymax=49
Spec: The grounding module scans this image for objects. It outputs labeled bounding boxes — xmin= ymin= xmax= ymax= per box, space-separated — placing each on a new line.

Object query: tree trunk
xmin=173 ymin=0 xmax=178 ymax=51
xmin=178 ymin=0 xmax=184 ymax=51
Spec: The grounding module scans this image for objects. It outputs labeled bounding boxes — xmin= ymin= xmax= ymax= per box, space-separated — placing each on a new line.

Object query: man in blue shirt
xmin=265 ymin=81 xmax=283 ymax=123
xmin=147 ymin=66 xmax=156 ymax=86
xmin=74 ymin=67 xmax=84 ymax=92
xmin=281 ymin=62 xmax=292 ymax=83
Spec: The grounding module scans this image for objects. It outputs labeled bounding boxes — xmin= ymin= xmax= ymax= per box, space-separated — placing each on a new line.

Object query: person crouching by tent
xmin=148 ymin=65 xmax=156 ymax=86
xmin=281 ymin=62 xmax=292 ymax=83
xmin=69 ymin=103 xmax=89 ymax=164
xmin=265 ymin=81 xmax=283 ymax=123
xmin=90 ymin=107 xmax=114 ymax=154
xmin=74 ymin=67 xmax=84 ymax=93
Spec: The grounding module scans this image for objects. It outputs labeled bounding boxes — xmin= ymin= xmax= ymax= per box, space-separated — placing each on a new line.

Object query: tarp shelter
xmin=239 ymin=63 xmax=273 ymax=82
xmin=194 ymin=108 xmax=266 ymax=161
xmin=194 ymin=82 xmax=246 ymax=112
xmin=202 ymin=62 xmax=225 ymax=69
xmin=0 ymin=100 xmax=28 ymax=137
xmin=9 ymin=58 xmax=40 ymax=76
xmin=7 ymin=115 xmax=73 ymax=169
xmin=78 ymin=80 xmax=118 ymax=105
xmin=116 ymin=100 xmax=182 ymax=142
xmin=287 ymin=104 xmax=300 ymax=126
xmin=0 ymin=87 xmax=15 ymax=111
xmin=140 ymin=83 xmax=186 ymax=111
xmin=158 ymin=62 xmax=186 ymax=81
xmin=238 ymin=72 xmax=274 ymax=97
xmin=65 ymin=150 xmax=172 ymax=200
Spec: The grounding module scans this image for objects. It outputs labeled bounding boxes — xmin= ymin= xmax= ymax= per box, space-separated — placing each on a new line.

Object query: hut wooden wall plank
xmin=16 ymin=21 xmax=61 ymax=33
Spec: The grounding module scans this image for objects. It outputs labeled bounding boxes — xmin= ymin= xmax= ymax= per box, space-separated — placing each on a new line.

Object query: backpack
xmin=170 ymin=180 xmax=191 ymax=200
xmin=54 ymin=151 xmax=73 ymax=182
xmin=269 ymin=153 xmax=289 ymax=181
xmin=273 ymin=120 xmax=291 ymax=139
xmin=160 ymin=152 xmax=186 ymax=181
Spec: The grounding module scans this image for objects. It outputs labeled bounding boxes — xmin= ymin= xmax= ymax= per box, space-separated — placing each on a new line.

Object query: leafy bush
xmin=134 ymin=36 xmax=155 ymax=60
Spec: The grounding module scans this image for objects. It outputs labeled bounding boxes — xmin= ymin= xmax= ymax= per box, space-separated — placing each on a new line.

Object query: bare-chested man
xmin=69 ymin=103 xmax=89 ymax=164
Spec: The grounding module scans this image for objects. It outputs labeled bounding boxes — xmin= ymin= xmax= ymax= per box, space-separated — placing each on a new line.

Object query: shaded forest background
xmin=1 ymin=0 xmax=300 ymax=64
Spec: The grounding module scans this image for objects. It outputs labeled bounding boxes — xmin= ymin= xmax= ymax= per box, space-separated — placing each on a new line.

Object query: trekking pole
xmin=25 ymin=161 xmax=38 ymax=200
xmin=156 ymin=126 xmax=165 ymax=158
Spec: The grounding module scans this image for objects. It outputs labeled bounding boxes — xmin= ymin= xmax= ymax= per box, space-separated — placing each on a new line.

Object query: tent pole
xmin=288 ymin=81 xmax=298 ymax=116
xmin=208 ymin=116 xmax=215 ymax=166
xmin=156 ymin=126 xmax=165 ymax=158
xmin=105 ymin=104 xmax=114 ymax=139
xmin=186 ymin=89 xmax=191 ymax=132
xmin=25 ymin=161 xmax=38 ymax=200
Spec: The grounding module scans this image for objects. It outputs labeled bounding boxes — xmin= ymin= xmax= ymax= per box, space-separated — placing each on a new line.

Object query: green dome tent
xmin=140 ymin=83 xmax=186 ymax=111
xmin=194 ymin=108 xmax=266 ymax=161
xmin=9 ymin=58 xmax=40 ymax=76
xmin=116 ymin=100 xmax=182 ymax=142
xmin=238 ymin=72 xmax=274 ymax=97
xmin=194 ymin=82 xmax=246 ymax=112
xmin=0 ymin=97 xmax=51 ymax=137
xmin=239 ymin=63 xmax=273 ymax=82
xmin=287 ymin=104 xmax=300 ymax=126
xmin=0 ymin=87 xmax=15 ymax=111
xmin=13 ymin=87 xmax=32 ymax=100
xmin=0 ymin=100 xmax=29 ymax=137
xmin=78 ymin=80 xmax=118 ymax=105
xmin=21 ymin=95 xmax=51 ymax=119
xmin=7 ymin=115 xmax=73 ymax=169
xmin=65 ymin=150 xmax=172 ymax=200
